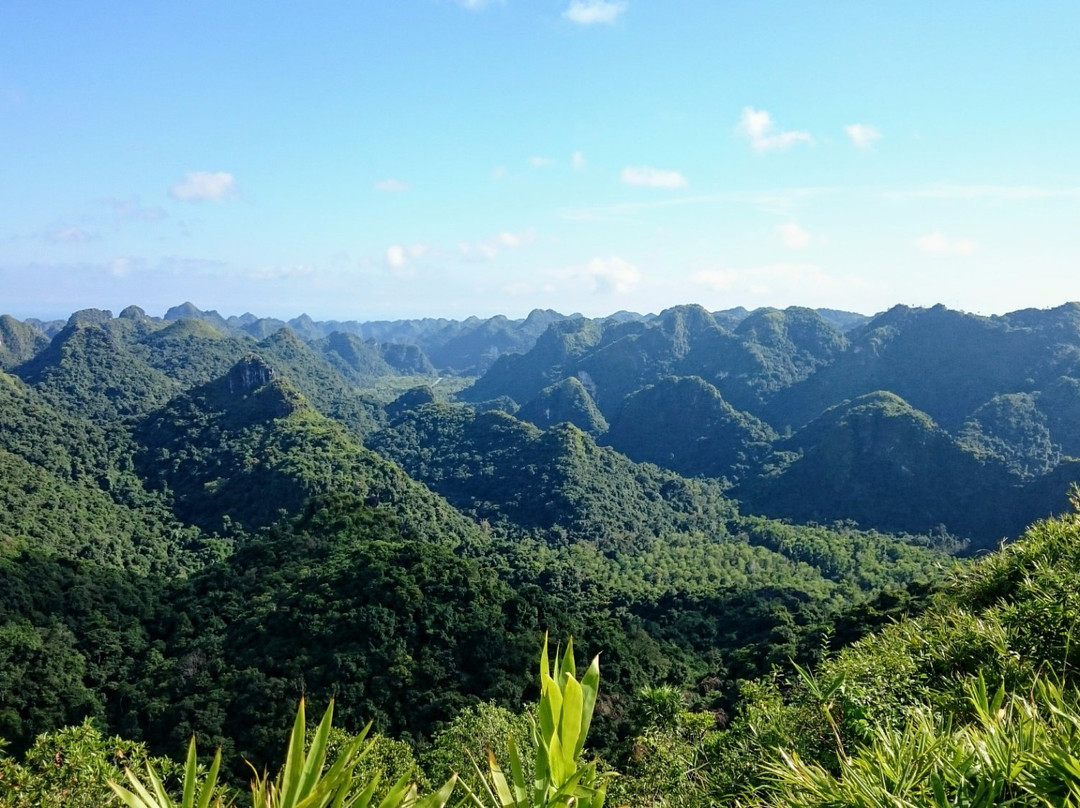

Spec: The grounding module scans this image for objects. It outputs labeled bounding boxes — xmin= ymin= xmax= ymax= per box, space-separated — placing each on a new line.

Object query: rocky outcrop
xmin=226 ymin=355 xmax=276 ymax=394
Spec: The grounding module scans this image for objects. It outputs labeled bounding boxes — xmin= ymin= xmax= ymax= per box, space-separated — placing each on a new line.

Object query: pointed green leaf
xmin=560 ymin=638 xmax=576 ymax=683
xmin=108 ymin=780 xmax=152 ymax=808
xmin=487 ymin=748 xmax=515 ymax=807
xmin=377 ymin=771 xmax=417 ymax=808
xmin=299 ymin=700 xmax=336 ymax=798
xmin=281 ymin=697 xmax=309 ymax=806
xmin=345 ymin=771 xmax=380 ymax=808
xmin=196 ymin=747 xmax=223 ymax=808
xmin=576 ymin=654 xmax=600 ymax=760
xmin=506 ymin=734 xmax=529 ymax=805
xmin=181 ymin=737 xmax=198 ymax=808
xmin=413 ymin=773 xmax=458 ymax=808
xmin=119 ymin=763 xmax=166 ymax=807
xmin=147 ymin=762 xmax=173 ymax=806
xmin=538 ymin=637 xmax=556 ymax=741
xmin=547 ymin=730 xmax=567 ymax=788
xmin=542 ymin=677 xmax=563 ymax=747
xmin=560 ymin=674 xmax=583 ymax=768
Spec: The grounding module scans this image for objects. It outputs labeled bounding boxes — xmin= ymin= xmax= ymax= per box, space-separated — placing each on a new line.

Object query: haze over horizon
xmin=2 ymin=1 xmax=1078 ymax=322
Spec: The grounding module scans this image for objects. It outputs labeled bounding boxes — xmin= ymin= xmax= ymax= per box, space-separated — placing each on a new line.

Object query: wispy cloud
xmin=691 ymin=262 xmax=860 ymax=301
xmin=374 ymin=178 xmax=410 ymax=193
xmin=555 ymin=256 xmax=641 ymax=294
xmin=561 ymin=187 xmax=834 ymax=221
xmin=845 ymin=123 xmax=881 ymax=150
xmin=737 ymin=108 xmax=813 ymax=152
xmin=48 ymin=226 xmax=96 ymax=243
xmin=459 ymin=229 xmax=536 ymax=261
xmin=250 ymin=263 xmax=318 ymax=280
xmin=914 ymin=232 xmax=978 ymax=255
xmin=563 ymin=0 xmax=627 ymax=25
xmin=528 ymin=156 xmax=554 ymax=168
xmin=621 ymin=165 xmax=688 ymax=189
xmin=386 ymin=243 xmax=429 ymax=271
xmin=105 ymin=197 xmax=167 ymax=222
xmin=776 ymin=222 xmax=811 ymax=249
xmin=456 ymin=0 xmax=505 ymax=9
xmin=885 ymin=184 xmax=1080 ymax=201
xmin=572 ymin=151 xmax=587 ymax=170
xmin=170 ymin=171 xmax=236 ymax=201
xmin=110 ymin=257 xmax=135 ymax=277
xmin=508 ymin=256 xmax=641 ymax=298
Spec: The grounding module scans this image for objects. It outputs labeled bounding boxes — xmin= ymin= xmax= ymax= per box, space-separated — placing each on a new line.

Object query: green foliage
xmin=602 ymin=375 xmax=775 ymax=483
xmin=137 ymin=360 xmax=486 ymax=549
xmin=125 ymin=497 xmax=535 ymax=769
xmin=765 ymin=675 xmax=1080 ymax=807
xmin=0 ymin=314 xmax=49 ymax=369
xmin=6 ymin=300 xmax=1080 ymax=808
xmin=465 ymin=637 xmax=607 ymax=808
xmin=370 ymin=403 xmax=736 ymax=549
xmin=110 ymin=735 xmax=225 ymax=808
xmin=744 ymin=391 xmax=1018 ymax=546
xmin=254 ymin=327 xmax=383 ymax=439
xmin=111 ymin=699 xmax=456 ymax=808
xmin=516 ymin=378 xmax=608 ymax=437
xmin=17 ymin=319 xmax=181 ymax=422
xmin=959 ymin=392 xmax=1061 ymax=477
xmin=0 ymin=619 xmax=99 ymax=750
xmin=607 ymin=708 xmax=718 ymax=808
xmin=691 ymin=498 xmax=1080 ymax=806
xmin=0 ymin=720 xmax=181 ymax=808
xmin=420 ymin=703 xmax=534 ymax=800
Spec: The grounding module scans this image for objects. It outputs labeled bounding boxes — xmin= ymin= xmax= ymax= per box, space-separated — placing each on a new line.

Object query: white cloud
xmin=557 ymin=256 xmax=641 ymax=294
xmin=250 ymin=263 xmax=318 ymax=280
xmin=105 ymin=197 xmax=167 ymax=221
xmin=374 ymin=178 xmax=410 ymax=193
xmin=563 ymin=0 xmax=627 ymax=24
xmin=459 ymin=229 xmax=536 ymax=261
xmin=492 ymin=165 xmax=507 ymax=181
xmin=169 ymin=171 xmax=236 ymax=201
xmin=845 ymin=123 xmax=881 ymax=149
xmin=110 ymin=257 xmax=134 ymax=277
xmin=459 ymin=241 xmax=499 ymax=261
xmin=48 ymin=226 xmax=95 ymax=243
xmin=528 ymin=156 xmax=554 ymax=168
xmin=737 ymin=108 xmax=813 ymax=152
xmin=386 ymin=243 xmax=429 ymax=270
xmin=572 ymin=151 xmax=587 ymax=170
xmin=776 ymin=222 xmax=811 ymax=249
xmin=456 ymin=0 xmax=504 ymax=9
xmin=885 ymin=184 xmax=1080 ymax=201
xmin=561 ymin=186 xmax=834 ymax=221
xmin=496 ymin=230 xmax=533 ymax=248
xmin=621 ymin=165 xmax=688 ymax=189
xmin=914 ymin=232 xmax=978 ymax=255
xmin=691 ymin=262 xmax=855 ymax=300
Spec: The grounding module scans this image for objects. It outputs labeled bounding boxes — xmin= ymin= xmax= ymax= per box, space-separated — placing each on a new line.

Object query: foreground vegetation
xmin=4 ymin=496 xmax=1080 ymax=806
xmin=3 ymin=303 xmax=1080 ymax=804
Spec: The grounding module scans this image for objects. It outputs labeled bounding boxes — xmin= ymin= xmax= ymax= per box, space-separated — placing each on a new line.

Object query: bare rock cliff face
xmin=226 ymin=355 xmax=276 ymax=394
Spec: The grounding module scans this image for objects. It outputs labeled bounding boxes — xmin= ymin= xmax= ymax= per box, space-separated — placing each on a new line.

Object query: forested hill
xmin=1 ymin=300 xmax=1078 ymax=797
xmin=459 ymin=302 xmax=1080 ymax=548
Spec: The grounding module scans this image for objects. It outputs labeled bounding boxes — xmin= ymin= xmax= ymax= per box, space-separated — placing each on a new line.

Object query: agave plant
xmin=109 ymin=734 xmax=227 ymax=808
xmin=466 ymin=634 xmax=607 ymax=808
xmin=765 ymin=673 xmax=1080 ymax=807
xmin=110 ymin=698 xmax=457 ymax=808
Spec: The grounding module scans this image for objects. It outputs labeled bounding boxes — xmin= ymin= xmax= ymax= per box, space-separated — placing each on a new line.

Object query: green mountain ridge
xmin=1 ymin=299 xmax=1079 ymax=802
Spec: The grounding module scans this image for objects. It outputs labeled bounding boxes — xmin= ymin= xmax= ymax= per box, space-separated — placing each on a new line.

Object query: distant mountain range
xmin=4 ymin=301 xmax=1080 ymax=548
xmin=4 ymin=297 xmax=1080 ymax=775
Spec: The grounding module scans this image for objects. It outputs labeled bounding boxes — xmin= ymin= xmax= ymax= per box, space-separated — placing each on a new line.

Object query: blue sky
xmin=2 ymin=1 xmax=1078 ymax=321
